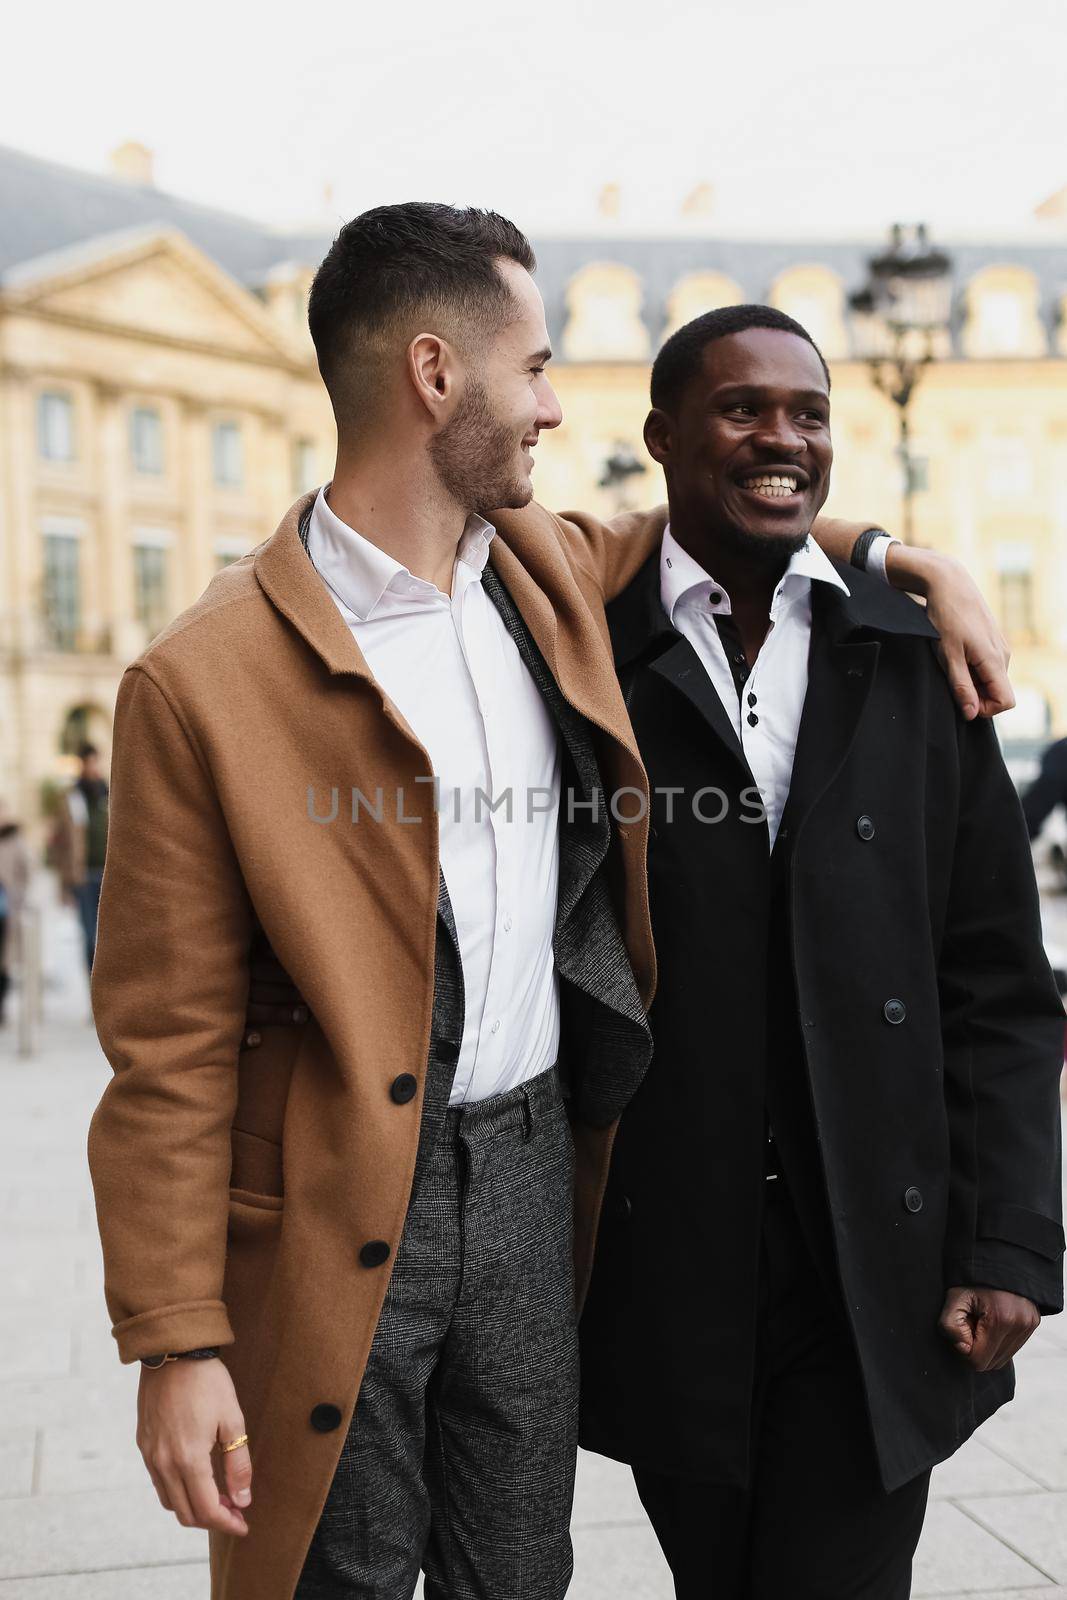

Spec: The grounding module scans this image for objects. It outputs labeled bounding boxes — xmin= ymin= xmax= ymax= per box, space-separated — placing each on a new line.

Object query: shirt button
xmin=503 ymin=914 xmax=513 ymax=932
xmin=359 ymin=1240 xmax=391 ymax=1269
xmin=747 ymin=693 xmax=757 ymax=707
xmin=747 ymin=712 xmax=759 ymax=727
xmin=709 ymin=591 xmax=723 ymax=605
xmin=243 ymin=1030 xmax=262 ymax=1049
xmin=491 ymin=1020 xmax=501 ymax=1035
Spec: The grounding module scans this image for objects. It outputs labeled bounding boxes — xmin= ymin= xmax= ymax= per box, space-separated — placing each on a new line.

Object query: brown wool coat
xmin=87 ymin=493 xmax=663 ymax=1600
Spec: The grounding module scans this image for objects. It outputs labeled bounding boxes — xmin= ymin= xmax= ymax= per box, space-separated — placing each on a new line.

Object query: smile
xmin=739 ymin=472 xmax=804 ymax=500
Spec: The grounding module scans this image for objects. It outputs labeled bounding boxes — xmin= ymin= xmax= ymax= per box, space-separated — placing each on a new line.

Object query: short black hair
xmin=651 ymin=303 xmax=830 ymax=413
xmin=77 ymin=742 xmax=98 ymax=761
xmin=308 ymin=202 xmax=536 ymax=425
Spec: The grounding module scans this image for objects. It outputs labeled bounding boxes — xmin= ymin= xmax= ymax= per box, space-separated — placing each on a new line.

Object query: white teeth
xmin=743 ymin=473 xmax=799 ymax=499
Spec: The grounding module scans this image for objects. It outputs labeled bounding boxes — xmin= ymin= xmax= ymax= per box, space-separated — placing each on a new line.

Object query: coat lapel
xmin=609 ymin=552 xmax=754 ymax=782
xmin=778 ymin=571 xmax=939 ymax=848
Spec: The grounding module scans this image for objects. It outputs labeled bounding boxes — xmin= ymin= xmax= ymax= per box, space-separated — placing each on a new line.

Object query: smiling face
xmin=429 ymin=259 xmax=563 ymax=514
xmin=645 ymin=326 xmax=833 ymax=561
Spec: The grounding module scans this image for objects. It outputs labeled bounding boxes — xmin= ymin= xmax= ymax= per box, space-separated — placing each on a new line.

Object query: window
xmin=37 ymin=391 xmax=75 ymax=462
xmin=996 ymin=544 xmax=1037 ymax=644
xmin=292 ymin=437 xmax=318 ymax=494
xmin=999 ymin=572 xmax=1036 ymax=644
xmin=42 ymin=532 xmax=81 ymax=650
xmin=212 ymin=421 xmax=244 ymax=488
xmin=986 ymin=438 xmax=1033 ymax=499
xmin=133 ymin=543 xmax=170 ymax=639
xmin=130 ymin=406 xmax=164 ymax=475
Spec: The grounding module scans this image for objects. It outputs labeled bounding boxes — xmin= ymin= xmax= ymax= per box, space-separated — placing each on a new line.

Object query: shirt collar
xmin=660 ymin=521 xmax=849 ymax=625
xmin=307 ymin=484 xmax=496 ymax=621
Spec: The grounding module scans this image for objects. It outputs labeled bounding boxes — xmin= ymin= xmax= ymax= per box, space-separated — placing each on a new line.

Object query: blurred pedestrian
xmin=0 ymin=802 xmax=31 ymax=1025
xmin=53 ymin=742 xmax=109 ymax=974
xmin=1023 ymin=736 xmax=1067 ymax=847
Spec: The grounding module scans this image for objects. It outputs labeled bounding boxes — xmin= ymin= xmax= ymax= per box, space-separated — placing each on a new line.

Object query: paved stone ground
xmin=0 ymin=871 xmax=1064 ymax=1598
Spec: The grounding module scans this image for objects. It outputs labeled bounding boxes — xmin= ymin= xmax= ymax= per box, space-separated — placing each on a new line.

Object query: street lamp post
xmin=598 ymin=440 xmax=647 ymax=514
xmin=848 ymin=224 xmax=953 ymax=544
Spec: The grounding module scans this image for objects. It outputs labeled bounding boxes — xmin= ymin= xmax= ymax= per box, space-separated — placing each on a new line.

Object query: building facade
xmin=1 ymin=143 xmax=1065 ymax=831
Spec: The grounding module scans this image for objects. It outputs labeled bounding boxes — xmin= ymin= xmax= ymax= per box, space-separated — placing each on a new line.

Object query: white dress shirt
xmin=660 ymin=524 xmax=851 ymax=848
xmin=307 ymin=487 xmax=562 ymax=1105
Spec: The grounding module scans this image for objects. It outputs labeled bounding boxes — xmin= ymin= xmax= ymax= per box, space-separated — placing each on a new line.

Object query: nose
xmin=752 ymin=408 xmax=805 ymax=456
xmin=537 ymin=377 xmax=564 ymax=432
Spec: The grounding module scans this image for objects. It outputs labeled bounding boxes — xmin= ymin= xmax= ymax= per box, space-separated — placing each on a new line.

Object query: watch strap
xmin=850 ymin=527 xmax=889 ymax=572
xmin=141 ymin=1347 xmax=220 ymax=1368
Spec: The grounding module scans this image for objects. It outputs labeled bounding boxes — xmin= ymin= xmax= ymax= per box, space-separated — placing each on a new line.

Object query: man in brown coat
xmin=88 ymin=204 xmax=1011 ymax=1600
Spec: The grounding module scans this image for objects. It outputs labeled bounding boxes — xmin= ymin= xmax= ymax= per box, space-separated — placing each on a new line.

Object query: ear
xmin=407 ymin=333 xmax=460 ymax=422
xmin=643 ymin=407 xmax=674 ymax=466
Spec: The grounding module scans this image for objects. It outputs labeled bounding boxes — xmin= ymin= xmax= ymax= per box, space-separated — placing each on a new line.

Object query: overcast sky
xmin=6 ymin=0 xmax=1066 ymax=240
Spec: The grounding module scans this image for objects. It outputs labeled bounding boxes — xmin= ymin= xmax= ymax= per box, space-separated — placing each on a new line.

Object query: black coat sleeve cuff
xmin=946 ymin=1240 xmax=1065 ymax=1317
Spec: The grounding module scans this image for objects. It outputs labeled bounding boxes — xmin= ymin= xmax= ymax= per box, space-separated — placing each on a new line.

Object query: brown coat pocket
xmin=229 ymin=1127 xmax=284 ymax=1200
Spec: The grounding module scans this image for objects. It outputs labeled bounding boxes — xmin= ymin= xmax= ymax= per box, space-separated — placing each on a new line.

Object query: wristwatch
xmin=141 ymin=1347 xmax=221 ymax=1369
xmin=850 ymin=527 xmax=891 ymax=572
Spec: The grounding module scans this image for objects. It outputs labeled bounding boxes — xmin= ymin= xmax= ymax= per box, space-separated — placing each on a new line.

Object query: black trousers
xmin=633 ymin=1179 xmax=931 ymax=1600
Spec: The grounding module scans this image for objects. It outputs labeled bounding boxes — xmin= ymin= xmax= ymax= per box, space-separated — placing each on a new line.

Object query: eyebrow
xmin=528 ymin=347 xmax=553 ymax=365
xmin=712 ymin=383 xmax=828 ymax=404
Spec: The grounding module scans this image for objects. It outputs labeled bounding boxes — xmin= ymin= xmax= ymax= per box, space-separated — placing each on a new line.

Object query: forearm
xmin=808 ymin=515 xmax=877 ymax=565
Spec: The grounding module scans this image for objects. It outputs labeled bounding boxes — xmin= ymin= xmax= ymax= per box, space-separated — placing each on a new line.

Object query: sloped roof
xmin=2 ymin=142 xmax=1065 ymax=348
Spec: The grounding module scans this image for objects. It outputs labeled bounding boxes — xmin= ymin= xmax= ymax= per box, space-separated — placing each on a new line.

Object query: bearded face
xmin=428 ymin=371 xmax=535 ymax=516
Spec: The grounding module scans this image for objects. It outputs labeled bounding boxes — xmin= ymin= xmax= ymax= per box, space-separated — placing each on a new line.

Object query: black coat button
xmin=390 ymin=1073 xmax=418 ymax=1105
xmin=433 ymin=1039 xmax=460 ymax=1065
xmin=856 ymin=815 xmax=876 ymax=841
xmin=359 ymin=1240 xmax=391 ymax=1269
xmin=904 ymin=1187 xmax=924 ymax=1213
xmin=884 ymin=998 xmax=906 ymax=1025
xmin=310 ymin=1403 xmax=342 ymax=1432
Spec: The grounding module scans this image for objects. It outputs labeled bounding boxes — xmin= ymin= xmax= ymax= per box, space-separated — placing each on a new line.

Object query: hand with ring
xmin=136 ymin=1359 xmax=253 ymax=1535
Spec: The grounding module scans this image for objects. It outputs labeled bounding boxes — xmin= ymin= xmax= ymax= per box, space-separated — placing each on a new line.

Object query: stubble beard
xmin=429 ymin=374 xmax=530 ymax=517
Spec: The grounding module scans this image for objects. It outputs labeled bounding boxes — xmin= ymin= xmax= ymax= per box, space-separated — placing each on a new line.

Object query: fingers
xmin=939 ymin=1289 xmax=976 ymax=1355
xmin=968 ymin=653 xmax=1016 ymax=719
xmin=181 ymin=1457 xmax=248 ymax=1537
xmin=219 ymin=1429 xmax=253 ymax=1512
xmin=936 ymin=644 xmax=980 ymax=722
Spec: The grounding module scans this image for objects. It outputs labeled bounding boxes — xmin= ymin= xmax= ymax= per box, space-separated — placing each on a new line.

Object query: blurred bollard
xmin=17 ymin=902 xmax=42 ymax=1057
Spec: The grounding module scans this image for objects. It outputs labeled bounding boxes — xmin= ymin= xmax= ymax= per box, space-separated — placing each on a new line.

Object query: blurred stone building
xmin=1 ymin=143 xmax=1065 ymax=826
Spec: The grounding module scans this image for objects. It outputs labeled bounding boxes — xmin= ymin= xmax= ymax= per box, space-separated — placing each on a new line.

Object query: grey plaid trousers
xmin=295 ymin=1061 xmax=579 ymax=1600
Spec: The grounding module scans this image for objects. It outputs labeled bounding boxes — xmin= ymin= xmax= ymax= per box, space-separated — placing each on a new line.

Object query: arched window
xmin=768 ymin=266 xmax=848 ymax=360
xmin=962 ymin=268 xmax=1047 ymax=358
xmin=59 ymin=703 xmax=111 ymax=758
xmin=661 ymin=272 xmax=744 ymax=342
xmin=562 ymin=264 xmax=649 ymax=362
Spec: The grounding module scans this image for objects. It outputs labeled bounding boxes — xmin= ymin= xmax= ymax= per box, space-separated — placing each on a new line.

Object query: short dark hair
xmin=308 ymin=203 xmax=536 ymax=425
xmin=77 ymin=742 xmax=98 ymax=760
xmin=651 ymin=303 xmax=830 ymax=413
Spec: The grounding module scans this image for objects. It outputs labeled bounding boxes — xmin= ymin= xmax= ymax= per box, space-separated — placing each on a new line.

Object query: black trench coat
xmin=579 ymin=556 xmax=1065 ymax=1493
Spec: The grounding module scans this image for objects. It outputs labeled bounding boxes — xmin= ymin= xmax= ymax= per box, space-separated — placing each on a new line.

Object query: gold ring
xmin=219 ymin=1434 xmax=249 ymax=1454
